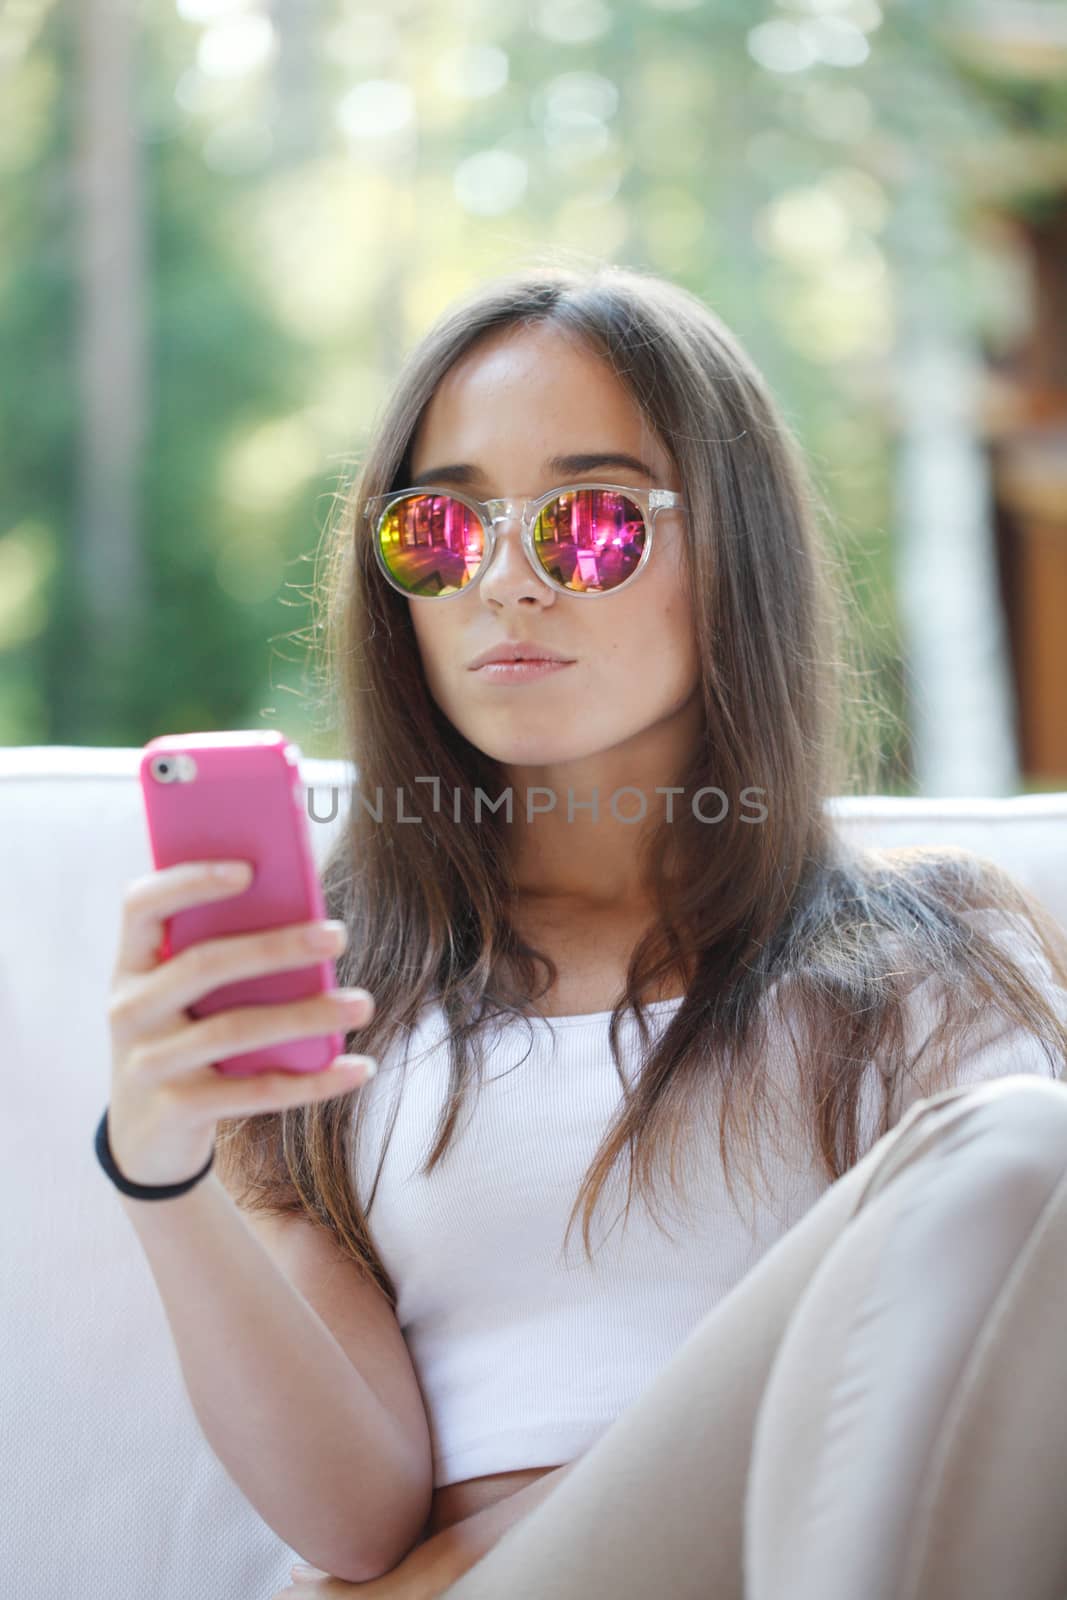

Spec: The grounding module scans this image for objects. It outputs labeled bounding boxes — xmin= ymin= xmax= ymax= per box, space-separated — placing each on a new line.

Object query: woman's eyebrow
xmin=546 ymin=451 xmax=657 ymax=480
xmin=408 ymin=451 xmax=657 ymax=490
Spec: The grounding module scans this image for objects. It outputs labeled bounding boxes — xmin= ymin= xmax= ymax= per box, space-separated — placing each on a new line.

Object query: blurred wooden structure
xmin=949 ymin=2 xmax=1067 ymax=783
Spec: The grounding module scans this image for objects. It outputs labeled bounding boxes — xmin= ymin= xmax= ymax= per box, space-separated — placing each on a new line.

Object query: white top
xmin=348 ymin=908 xmax=1066 ymax=1488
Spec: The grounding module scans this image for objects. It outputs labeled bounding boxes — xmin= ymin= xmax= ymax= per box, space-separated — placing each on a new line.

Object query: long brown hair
xmin=215 ymin=262 xmax=1067 ymax=1303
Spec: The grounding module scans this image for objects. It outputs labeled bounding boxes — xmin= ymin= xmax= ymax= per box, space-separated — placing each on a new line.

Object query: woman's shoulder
xmin=757 ymin=875 xmax=1067 ymax=1161
xmin=894 ymin=896 xmax=1067 ymax=1108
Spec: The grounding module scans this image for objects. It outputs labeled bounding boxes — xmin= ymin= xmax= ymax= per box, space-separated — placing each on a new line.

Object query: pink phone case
xmin=138 ymin=730 xmax=344 ymax=1077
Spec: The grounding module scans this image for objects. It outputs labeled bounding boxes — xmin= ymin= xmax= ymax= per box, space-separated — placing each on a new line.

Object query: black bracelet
xmin=94 ymin=1106 xmax=215 ymax=1200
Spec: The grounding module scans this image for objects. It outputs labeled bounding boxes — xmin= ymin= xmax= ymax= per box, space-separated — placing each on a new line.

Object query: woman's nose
xmin=478 ymin=513 xmax=552 ymax=602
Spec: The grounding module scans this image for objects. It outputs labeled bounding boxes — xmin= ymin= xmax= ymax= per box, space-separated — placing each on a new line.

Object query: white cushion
xmin=3 ymin=744 xmax=1066 ymax=1599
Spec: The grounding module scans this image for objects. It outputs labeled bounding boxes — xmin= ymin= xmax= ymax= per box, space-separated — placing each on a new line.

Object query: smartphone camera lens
xmin=149 ymin=754 xmax=197 ymax=784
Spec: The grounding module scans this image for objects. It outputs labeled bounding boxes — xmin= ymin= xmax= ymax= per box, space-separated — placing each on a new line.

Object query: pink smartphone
xmin=138 ymin=730 xmax=345 ymax=1077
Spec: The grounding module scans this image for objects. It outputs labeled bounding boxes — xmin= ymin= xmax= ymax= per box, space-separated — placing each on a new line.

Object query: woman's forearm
xmin=118 ymin=1170 xmax=427 ymax=1581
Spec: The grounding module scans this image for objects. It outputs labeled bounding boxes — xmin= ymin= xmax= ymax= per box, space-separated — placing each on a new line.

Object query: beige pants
xmin=440 ymin=1073 xmax=1067 ymax=1600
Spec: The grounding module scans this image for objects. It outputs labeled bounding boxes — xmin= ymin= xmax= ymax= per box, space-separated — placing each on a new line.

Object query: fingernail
xmin=338 ymin=1056 xmax=376 ymax=1078
xmin=211 ymin=861 xmax=251 ymax=881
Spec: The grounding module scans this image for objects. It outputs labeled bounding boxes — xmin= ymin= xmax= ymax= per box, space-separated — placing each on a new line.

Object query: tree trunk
xmin=73 ymin=0 xmax=147 ymax=731
xmin=889 ymin=165 xmax=1019 ymax=796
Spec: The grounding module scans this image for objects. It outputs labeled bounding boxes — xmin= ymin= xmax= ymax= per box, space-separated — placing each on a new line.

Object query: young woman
xmin=104 ymin=265 xmax=1067 ymax=1600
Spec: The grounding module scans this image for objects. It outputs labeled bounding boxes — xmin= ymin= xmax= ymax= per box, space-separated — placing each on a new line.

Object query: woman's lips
xmin=470 ymin=660 xmax=575 ymax=682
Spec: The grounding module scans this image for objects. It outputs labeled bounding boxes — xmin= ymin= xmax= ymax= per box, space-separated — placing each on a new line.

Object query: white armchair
xmin=3 ymin=743 xmax=1066 ymax=1600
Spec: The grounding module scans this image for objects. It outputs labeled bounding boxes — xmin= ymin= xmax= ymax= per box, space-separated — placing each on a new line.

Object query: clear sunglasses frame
xmin=362 ymin=481 xmax=687 ymax=600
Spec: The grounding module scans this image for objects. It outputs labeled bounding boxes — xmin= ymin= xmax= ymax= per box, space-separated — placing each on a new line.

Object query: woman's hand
xmin=272 ymin=1570 xmax=354 ymax=1600
xmin=106 ymin=860 xmax=376 ymax=1187
xmin=272 ymin=1530 xmax=462 ymax=1600
xmin=272 ymin=1460 xmax=580 ymax=1598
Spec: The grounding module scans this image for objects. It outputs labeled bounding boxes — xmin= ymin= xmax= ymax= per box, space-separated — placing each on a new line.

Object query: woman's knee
xmin=855 ymin=1073 xmax=1067 ymax=1216
xmin=966 ymin=1073 xmax=1067 ymax=1187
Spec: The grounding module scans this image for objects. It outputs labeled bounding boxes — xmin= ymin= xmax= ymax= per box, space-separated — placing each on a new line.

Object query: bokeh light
xmin=453 ymin=149 xmax=529 ymax=216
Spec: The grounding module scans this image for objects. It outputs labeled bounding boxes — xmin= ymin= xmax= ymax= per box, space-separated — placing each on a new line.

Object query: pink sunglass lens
xmin=377 ymin=494 xmax=484 ymax=596
xmin=533 ymin=490 xmax=646 ymax=593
